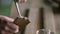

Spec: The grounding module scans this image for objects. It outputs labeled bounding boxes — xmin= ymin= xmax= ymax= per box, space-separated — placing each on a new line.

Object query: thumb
xmin=0 ymin=15 xmax=14 ymax=23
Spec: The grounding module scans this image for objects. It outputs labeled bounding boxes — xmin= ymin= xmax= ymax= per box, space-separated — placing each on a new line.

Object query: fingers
xmin=0 ymin=15 xmax=14 ymax=22
xmin=1 ymin=23 xmax=19 ymax=34
xmin=0 ymin=15 xmax=19 ymax=33
xmin=0 ymin=22 xmax=19 ymax=34
xmin=1 ymin=30 xmax=13 ymax=34
xmin=7 ymin=22 xmax=19 ymax=33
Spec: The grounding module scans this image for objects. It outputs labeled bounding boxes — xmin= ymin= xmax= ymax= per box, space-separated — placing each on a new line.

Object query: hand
xmin=0 ymin=15 xmax=19 ymax=34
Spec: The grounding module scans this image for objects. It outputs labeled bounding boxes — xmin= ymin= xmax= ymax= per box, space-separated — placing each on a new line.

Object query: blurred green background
xmin=0 ymin=0 xmax=12 ymax=16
